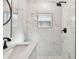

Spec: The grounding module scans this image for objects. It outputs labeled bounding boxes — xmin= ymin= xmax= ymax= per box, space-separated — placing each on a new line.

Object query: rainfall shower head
xmin=57 ymin=1 xmax=67 ymax=7
xmin=57 ymin=3 xmax=61 ymax=6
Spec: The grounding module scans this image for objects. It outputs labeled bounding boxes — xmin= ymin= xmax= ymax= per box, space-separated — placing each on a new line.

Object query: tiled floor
xmin=37 ymin=56 xmax=63 ymax=59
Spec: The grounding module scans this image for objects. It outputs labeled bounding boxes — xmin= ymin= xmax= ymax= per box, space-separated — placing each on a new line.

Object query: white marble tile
xmin=37 ymin=56 xmax=49 ymax=59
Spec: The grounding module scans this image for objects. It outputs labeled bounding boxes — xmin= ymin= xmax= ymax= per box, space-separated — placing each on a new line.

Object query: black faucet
xmin=3 ymin=37 xmax=11 ymax=49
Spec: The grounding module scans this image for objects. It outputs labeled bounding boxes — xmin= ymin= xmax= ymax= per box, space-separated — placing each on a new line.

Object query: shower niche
xmin=37 ymin=13 xmax=52 ymax=28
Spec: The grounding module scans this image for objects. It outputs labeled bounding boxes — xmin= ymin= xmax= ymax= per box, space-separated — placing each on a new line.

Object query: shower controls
xmin=62 ymin=28 xmax=67 ymax=33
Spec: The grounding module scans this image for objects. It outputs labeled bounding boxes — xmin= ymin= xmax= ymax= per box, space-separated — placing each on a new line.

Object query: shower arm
xmin=59 ymin=1 xmax=67 ymax=4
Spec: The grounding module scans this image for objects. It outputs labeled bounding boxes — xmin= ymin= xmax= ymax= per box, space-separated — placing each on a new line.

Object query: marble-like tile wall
xmin=26 ymin=0 xmax=63 ymax=58
xmin=28 ymin=0 xmax=75 ymax=59
xmin=62 ymin=0 xmax=75 ymax=59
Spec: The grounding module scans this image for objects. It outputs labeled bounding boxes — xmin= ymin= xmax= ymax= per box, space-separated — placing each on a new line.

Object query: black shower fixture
xmin=3 ymin=37 xmax=11 ymax=49
xmin=57 ymin=3 xmax=61 ymax=6
xmin=57 ymin=1 xmax=67 ymax=7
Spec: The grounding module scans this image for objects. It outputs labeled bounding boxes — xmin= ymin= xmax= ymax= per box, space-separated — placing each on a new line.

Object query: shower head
xmin=57 ymin=3 xmax=61 ymax=7
xmin=56 ymin=1 xmax=67 ymax=7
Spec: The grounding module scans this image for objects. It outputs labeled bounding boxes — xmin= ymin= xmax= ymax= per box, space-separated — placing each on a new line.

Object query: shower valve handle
xmin=62 ymin=28 xmax=67 ymax=33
